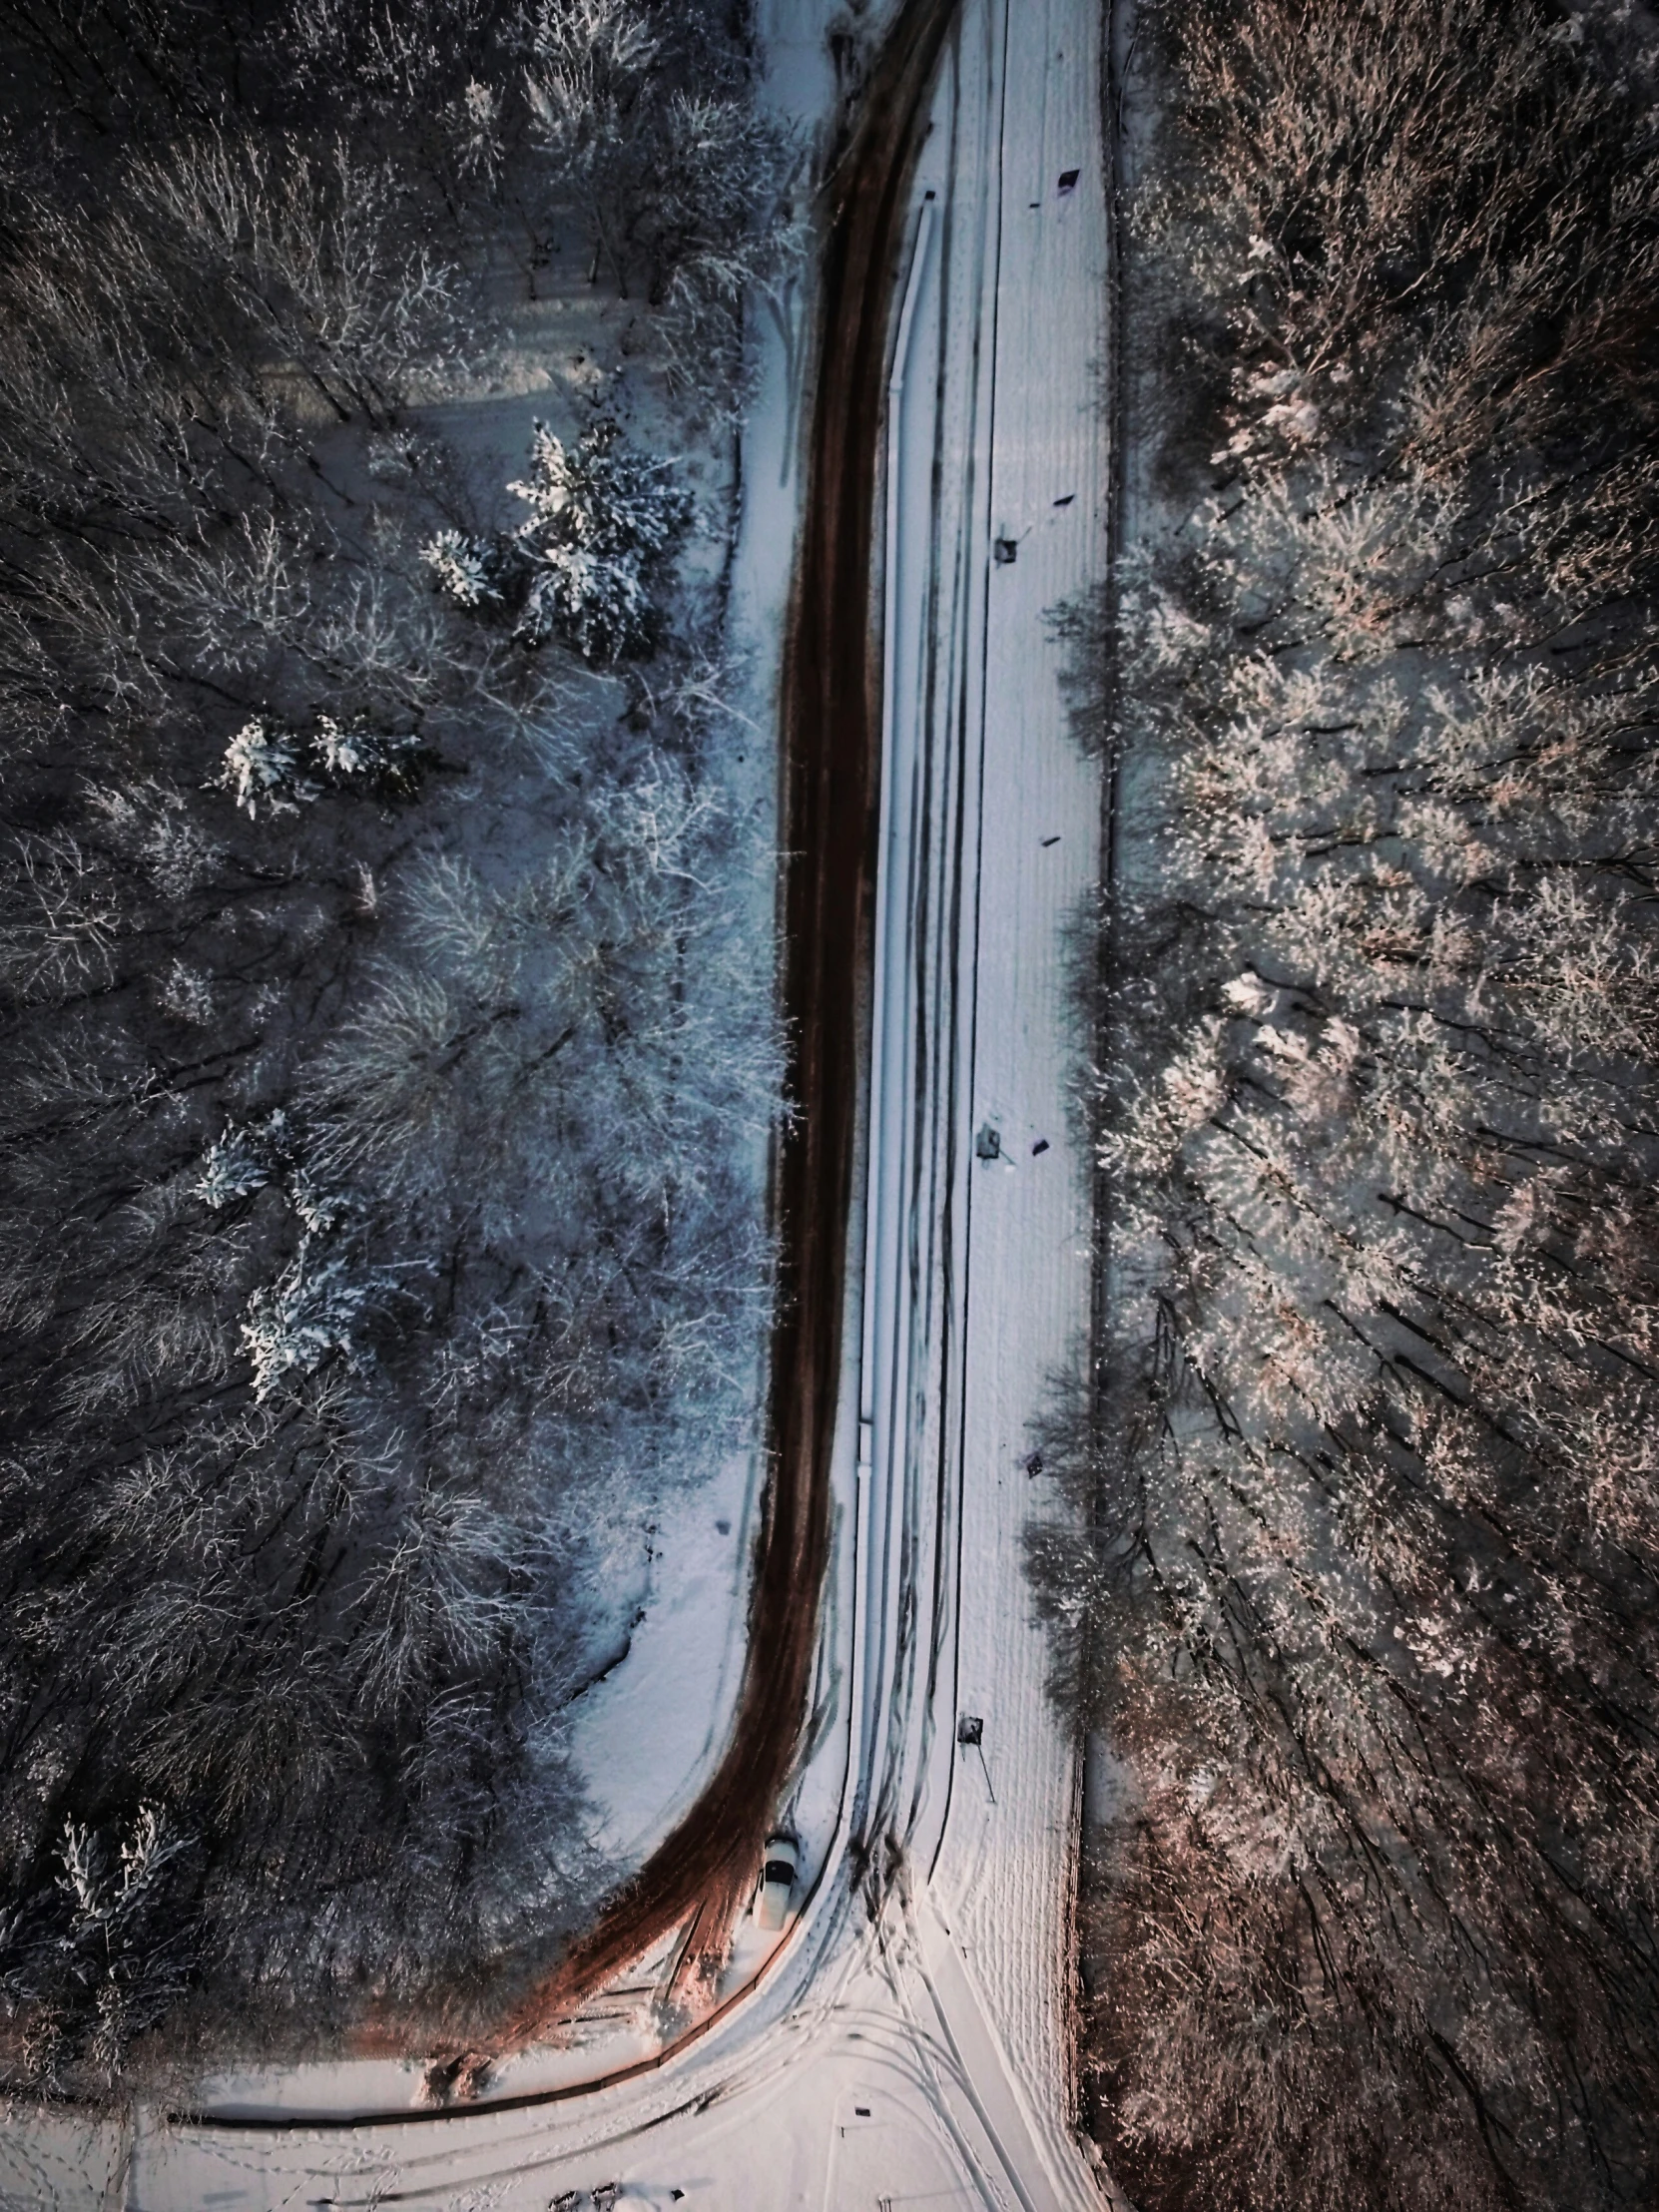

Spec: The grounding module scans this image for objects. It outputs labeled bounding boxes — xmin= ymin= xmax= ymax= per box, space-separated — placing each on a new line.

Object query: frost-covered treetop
xmin=424 ymin=419 xmax=692 ymax=663
xmin=212 ymin=715 xmax=422 ymax=816
xmin=508 ymin=419 xmax=690 ymax=561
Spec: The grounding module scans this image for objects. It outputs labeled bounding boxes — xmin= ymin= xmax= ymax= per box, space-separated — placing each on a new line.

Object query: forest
xmin=1034 ymin=0 xmax=1659 ymax=2205
xmin=0 ymin=0 xmax=790 ymax=2093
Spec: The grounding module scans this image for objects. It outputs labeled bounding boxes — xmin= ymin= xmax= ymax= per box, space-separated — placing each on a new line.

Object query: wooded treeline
xmin=1036 ymin=1 xmax=1659 ymax=2204
xmin=0 ymin=0 xmax=788 ymax=2091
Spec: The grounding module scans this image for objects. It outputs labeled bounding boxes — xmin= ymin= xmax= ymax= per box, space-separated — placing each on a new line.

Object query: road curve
xmin=488 ymin=0 xmax=961 ymax=2053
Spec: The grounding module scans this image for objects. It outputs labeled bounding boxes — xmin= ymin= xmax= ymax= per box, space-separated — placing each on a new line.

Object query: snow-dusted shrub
xmin=287 ymin=1168 xmax=359 ymax=1236
xmin=214 ymin=717 xmax=315 ymax=818
xmin=240 ymin=1236 xmax=395 ymax=1400
xmin=156 ymin=956 xmax=216 ymax=1026
xmin=312 ymin=714 xmax=422 ymax=793
xmin=86 ymin=780 xmax=224 ymax=899
xmin=194 ymin=1129 xmax=272 ymax=1210
xmin=422 ymin=527 xmax=509 ymax=609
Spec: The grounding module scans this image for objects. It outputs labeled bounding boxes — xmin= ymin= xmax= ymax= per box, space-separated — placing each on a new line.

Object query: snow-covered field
xmin=0 ymin=0 xmax=1117 ymax=2201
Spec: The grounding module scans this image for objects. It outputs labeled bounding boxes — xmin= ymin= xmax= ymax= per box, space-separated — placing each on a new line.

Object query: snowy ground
xmin=0 ymin=0 xmax=1122 ymax=2201
xmin=464 ymin=0 xmax=832 ymax=1900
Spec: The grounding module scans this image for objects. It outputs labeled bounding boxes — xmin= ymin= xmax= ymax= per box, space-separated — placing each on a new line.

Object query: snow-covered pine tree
xmin=423 ymin=421 xmax=691 ymax=663
xmin=213 ymin=714 xmax=423 ymax=815
xmin=240 ymin=1236 xmax=398 ymax=1400
xmin=213 ymin=719 xmax=316 ymax=818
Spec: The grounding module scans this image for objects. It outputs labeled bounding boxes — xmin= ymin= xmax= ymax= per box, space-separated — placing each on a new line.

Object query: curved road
xmin=492 ymin=0 xmax=961 ymax=2052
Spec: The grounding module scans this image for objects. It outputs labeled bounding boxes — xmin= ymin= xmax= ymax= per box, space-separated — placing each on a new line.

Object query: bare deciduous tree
xmin=1039 ymin=3 xmax=1659 ymax=2206
xmin=0 ymin=0 xmax=784 ymax=2096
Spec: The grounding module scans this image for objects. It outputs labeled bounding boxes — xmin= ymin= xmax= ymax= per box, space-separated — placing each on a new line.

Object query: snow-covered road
xmin=0 ymin=3 xmax=1118 ymax=2203
xmin=839 ymin=0 xmax=1112 ymax=2197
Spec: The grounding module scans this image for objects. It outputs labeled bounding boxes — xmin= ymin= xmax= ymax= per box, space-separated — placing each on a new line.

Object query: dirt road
xmin=490 ymin=0 xmax=960 ymax=2049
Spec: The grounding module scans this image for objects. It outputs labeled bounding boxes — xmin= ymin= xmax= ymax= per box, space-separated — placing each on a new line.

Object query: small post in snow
xmin=957 ymin=1713 xmax=996 ymax=1803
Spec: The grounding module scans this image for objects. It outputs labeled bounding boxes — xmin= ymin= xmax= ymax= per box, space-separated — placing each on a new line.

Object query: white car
xmin=754 ymin=1835 xmax=799 ymax=1931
